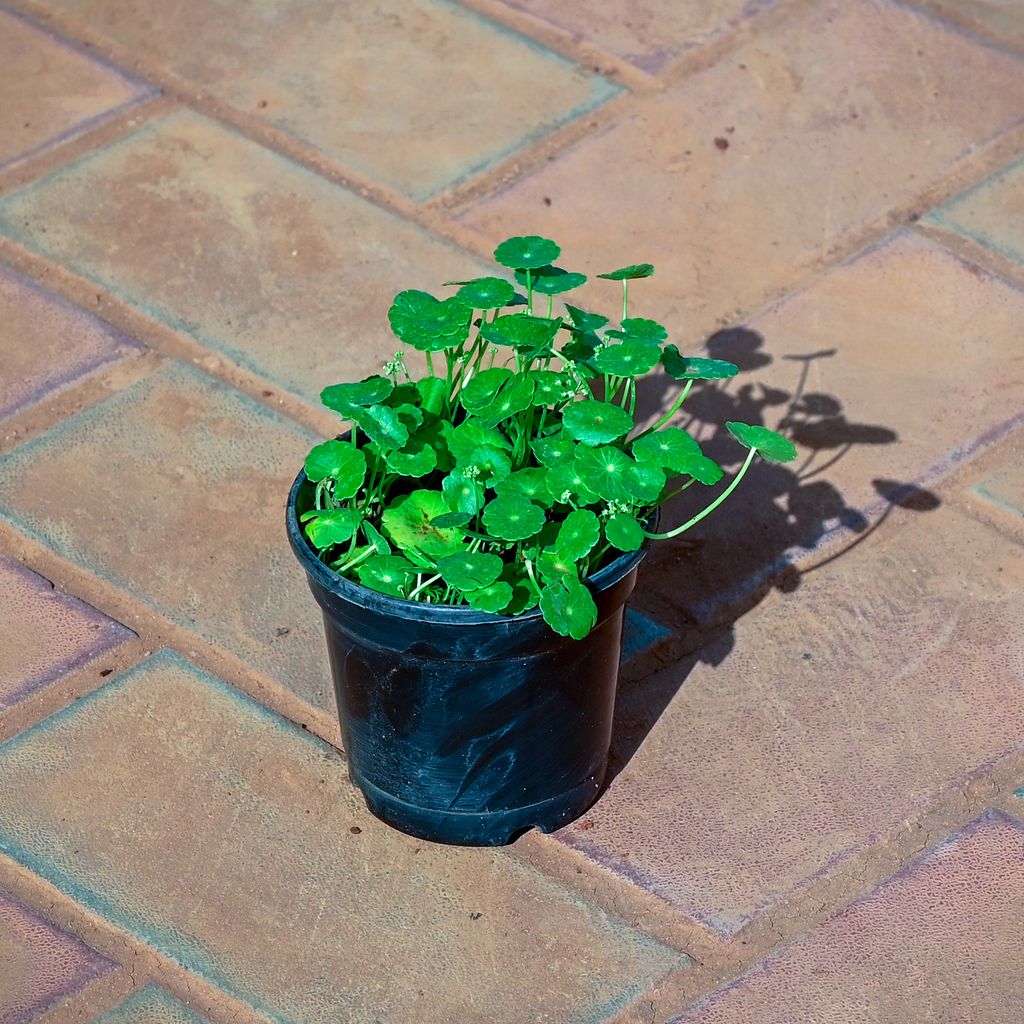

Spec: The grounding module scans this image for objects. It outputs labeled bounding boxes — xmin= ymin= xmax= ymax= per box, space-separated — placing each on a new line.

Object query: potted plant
xmin=286 ymin=235 xmax=795 ymax=846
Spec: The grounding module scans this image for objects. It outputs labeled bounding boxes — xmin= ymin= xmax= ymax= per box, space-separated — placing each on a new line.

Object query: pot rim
xmin=286 ymin=467 xmax=652 ymax=625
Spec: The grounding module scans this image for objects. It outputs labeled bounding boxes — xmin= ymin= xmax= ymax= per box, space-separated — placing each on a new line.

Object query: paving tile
xmin=0 ymin=556 xmax=133 ymax=713
xmin=29 ymin=0 xmax=614 ymax=199
xmin=0 ymin=263 xmax=141 ymax=422
xmin=973 ymin=463 xmax=1024 ymax=521
xmin=93 ymin=986 xmax=207 ymax=1024
xmin=671 ymin=813 xmax=1024 ymax=1023
xmin=0 ymin=888 xmax=115 ymax=1024
xmin=925 ymin=0 xmax=1024 ymax=51
xmin=460 ymin=0 xmax=1024 ymax=334
xmin=558 ymin=504 xmax=1024 ymax=936
xmin=925 ymin=155 xmax=1024 ymax=267
xmin=630 ymin=231 xmax=1024 ymax=621
xmin=0 ymin=361 xmax=334 ymax=711
xmin=0 ymin=9 xmax=151 ymax=171
xmin=0 ymin=650 xmax=684 ymax=1024
xmin=0 ymin=110 xmax=488 ymax=406
xmin=497 ymin=0 xmax=779 ymax=73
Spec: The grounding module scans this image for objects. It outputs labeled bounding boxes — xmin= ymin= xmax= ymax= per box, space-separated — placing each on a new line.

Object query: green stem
xmin=546 ymin=294 xmax=553 ymax=318
xmin=657 ymin=477 xmax=697 ymax=504
xmin=527 ymin=268 xmax=534 ymax=314
xmin=333 ymin=545 xmax=378 ymax=575
xmin=644 ymin=449 xmax=756 ymax=540
xmin=408 ymin=573 xmax=442 ymax=600
xmin=622 ymin=280 xmax=629 ymax=321
xmin=524 ymin=559 xmax=543 ymax=598
xmin=426 ymin=351 xmax=436 ymax=377
xmin=630 ymin=379 xmax=693 ymax=442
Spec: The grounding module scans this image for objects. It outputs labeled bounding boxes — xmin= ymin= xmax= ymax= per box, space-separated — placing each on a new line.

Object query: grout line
xmin=28 ymin=967 xmax=138 ymax=1024
xmin=913 ymin=220 xmax=1024 ymax=292
xmin=898 ymin=0 xmax=1024 ymax=59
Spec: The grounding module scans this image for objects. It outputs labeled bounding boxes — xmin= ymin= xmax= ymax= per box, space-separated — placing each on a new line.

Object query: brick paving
xmin=0 ymin=0 xmax=1021 ymax=1021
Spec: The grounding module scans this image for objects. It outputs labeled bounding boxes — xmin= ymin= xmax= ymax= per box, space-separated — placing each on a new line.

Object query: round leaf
xmin=631 ymin=427 xmax=701 ymax=471
xmin=545 ymin=460 xmax=599 ymax=505
xmin=593 ymin=340 xmax=661 ymax=377
xmin=596 ymin=263 xmax=654 ymax=281
xmin=565 ymin=304 xmax=609 ymax=332
xmin=415 ymin=376 xmax=447 ymax=415
xmin=574 ymin=446 xmax=634 ymax=503
xmin=351 ymin=405 xmax=409 ymax=449
xmin=554 ymin=509 xmax=600 ymax=561
xmin=388 ymin=290 xmax=471 ymax=351
xmin=385 ymin=443 xmax=437 ymax=478
xmin=528 ymin=369 xmax=574 ymax=406
xmin=626 ymin=459 xmax=666 ymax=502
xmin=355 ymin=555 xmax=417 ymax=597
xmin=563 ymin=400 xmax=633 ymax=446
xmin=442 ymin=470 xmax=485 ymax=515
xmin=476 ymin=375 xmax=535 ymax=426
xmin=494 ymin=235 xmax=561 ymax=270
xmin=539 ymin=577 xmax=597 ymax=640
xmin=481 ymin=314 xmax=562 ymax=353
xmin=514 ymin=266 xmax=587 ymax=295
xmin=494 ymin=468 xmax=551 ymax=505
xmin=465 ymin=445 xmax=512 ymax=487
xmin=436 ymin=551 xmax=504 ymax=591
xmin=605 ymin=513 xmax=644 ymax=551
xmin=381 ymin=490 xmax=464 ymax=558
xmin=661 ymin=345 xmax=738 ymax=380
xmin=607 ymin=317 xmax=667 ymax=343
xmin=533 ymin=434 xmax=577 ymax=467
xmin=463 ymin=581 xmax=514 ymax=614
xmin=446 ymin=420 xmax=512 ymax=464
xmin=536 ymin=550 xmax=578 ymax=584
xmin=321 ymin=375 xmax=393 ymax=414
xmin=304 ymin=441 xmax=367 ymax=498
xmin=482 ymin=493 xmax=545 ymax=542
xmin=726 ymin=422 xmax=798 ymax=463
xmin=459 ymin=367 xmax=514 ymax=412
xmin=453 ymin=276 xmax=516 ymax=309
xmin=304 ymin=508 xmax=362 ymax=550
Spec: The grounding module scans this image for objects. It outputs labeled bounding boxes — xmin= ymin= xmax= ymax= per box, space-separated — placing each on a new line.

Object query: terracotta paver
xmin=0 ymin=361 xmax=332 ymax=711
xmin=0 ymin=263 xmax=141 ymax=422
xmin=670 ymin=813 xmax=1024 ymax=1023
xmin=498 ymin=0 xmax=779 ymax=72
xmin=93 ymin=986 xmax=207 ymax=1024
xmin=0 ymin=650 xmax=684 ymax=1024
xmin=923 ymin=0 xmax=1024 ymax=51
xmin=559 ymin=505 xmax=1024 ymax=936
xmin=637 ymin=230 xmax=1024 ymax=621
xmin=0 ymin=888 xmax=115 ymax=1024
xmin=0 ymin=110 xmax=487 ymax=406
xmin=28 ymin=0 xmax=614 ymax=199
xmin=0 ymin=556 xmax=133 ymax=713
xmin=973 ymin=464 xmax=1024 ymax=522
xmin=0 ymin=9 xmax=152 ymax=171
xmin=924 ymin=155 xmax=1024 ymax=266
xmin=460 ymin=0 xmax=1024 ymax=335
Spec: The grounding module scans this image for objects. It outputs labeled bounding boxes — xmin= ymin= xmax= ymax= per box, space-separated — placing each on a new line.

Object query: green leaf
xmin=681 ymin=454 xmax=724 ymax=485
xmin=537 ymin=550 xmax=578 ymax=584
xmin=465 ymin=445 xmax=513 ymax=487
xmin=303 ymin=441 xmax=367 ymax=498
xmin=436 ymin=551 xmax=504 ymax=591
xmin=593 ymin=340 xmax=662 ymax=377
xmin=494 ymin=235 xmax=561 ymax=270
xmin=459 ymin=367 xmax=514 ymax=412
xmin=528 ymin=369 xmax=574 ymax=406
xmin=726 ymin=422 xmax=798 ymax=463
xmin=545 ymin=460 xmax=599 ymax=505
xmin=355 ymin=555 xmax=417 ymax=597
xmin=463 ymin=581 xmax=514 ymax=614
xmin=607 ymin=317 xmax=668 ymax=343
xmin=562 ymin=400 xmax=633 ymax=446
xmin=442 ymin=470 xmax=485 ymax=515
xmin=662 ymin=345 xmax=738 ymax=380
xmin=596 ymin=263 xmax=654 ymax=281
xmin=415 ymin=376 xmax=447 ymax=416
xmin=476 ymin=375 xmax=535 ymax=426
xmin=452 ymin=276 xmax=516 ymax=309
xmin=446 ymin=419 xmax=511 ymax=464
xmin=564 ymin=304 xmax=609 ymax=333
xmin=362 ymin=521 xmax=391 ymax=556
xmin=631 ymin=427 xmax=701 ymax=471
xmin=514 ymin=266 xmax=587 ymax=295
xmin=351 ymin=405 xmax=409 ymax=450
xmin=481 ymin=314 xmax=562 ymax=353
xmin=539 ymin=577 xmax=597 ymax=640
xmin=431 ymin=511 xmax=473 ymax=528
xmin=304 ymin=508 xmax=362 ymax=549
xmin=626 ymin=459 xmax=666 ymax=502
xmin=320 ymin=375 xmax=393 ymax=415
xmin=388 ymin=290 xmax=471 ymax=352
xmin=574 ymin=445 xmax=634 ymax=503
xmin=499 ymin=564 xmax=539 ymax=614
xmin=381 ymin=490 xmax=464 ymax=558
xmin=533 ymin=434 xmax=577 ymax=467
xmin=605 ymin=513 xmax=645 ymax=551
xmin=494 ymin=468 xmax=551 ymax=505
xmin=554 ymin=508 xmax=600 ymax=561
xmin=482 ymin=493 xmax=546 ymax=542
xmin=385 ymin=442 xmax=437 ymax=478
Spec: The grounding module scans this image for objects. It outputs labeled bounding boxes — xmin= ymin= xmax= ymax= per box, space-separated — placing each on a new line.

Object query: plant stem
xmin=426 ymin=351 xmax=435 ymax=377
xmin=622 ymin=280 xmax=629 ymax=321
xmin=546 ymin=294 xmax=553 ymax=318
xmin=527 ymin=269 xmax=534 ymax=313
xmin=333 ymin=545 xmax=378 ymax=575
xmin=524 ymin=559 xmax=543 ymax=598
xmin=408 ymin=573 xmax=442 ymax=600
xmin=630 ymin=379 xmax=693 ymax=442
xmin=644 ymin=448 xmax=756 ymax=540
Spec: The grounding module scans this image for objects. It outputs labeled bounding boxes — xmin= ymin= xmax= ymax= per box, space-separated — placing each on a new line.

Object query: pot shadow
xmin=606 ymin=327 xmax=941 ymax=782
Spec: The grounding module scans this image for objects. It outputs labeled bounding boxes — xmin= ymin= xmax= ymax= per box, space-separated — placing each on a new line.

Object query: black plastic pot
xmin=286 ymin=470 xmax=649 ymax=846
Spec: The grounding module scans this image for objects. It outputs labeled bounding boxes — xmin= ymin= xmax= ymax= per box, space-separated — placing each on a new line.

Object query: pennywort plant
xmin=299 ymin=235 xmax=796 ymax=640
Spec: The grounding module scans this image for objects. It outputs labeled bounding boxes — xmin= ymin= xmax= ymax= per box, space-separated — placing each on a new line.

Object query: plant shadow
xmin=606 ymin=327 xmax=941 ymax=783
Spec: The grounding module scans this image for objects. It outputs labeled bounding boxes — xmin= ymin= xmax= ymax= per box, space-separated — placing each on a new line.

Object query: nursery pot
xmin=287 ymin=470 xmax=649 ymax=846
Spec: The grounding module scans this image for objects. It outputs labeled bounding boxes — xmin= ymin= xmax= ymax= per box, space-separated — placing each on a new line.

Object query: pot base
xmin=352 ymin=768 xmax=605 ymax=847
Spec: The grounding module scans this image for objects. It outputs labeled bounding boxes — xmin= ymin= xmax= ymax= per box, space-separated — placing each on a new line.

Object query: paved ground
xmin=1 ymin=0 xmax=1023 ymax=1021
